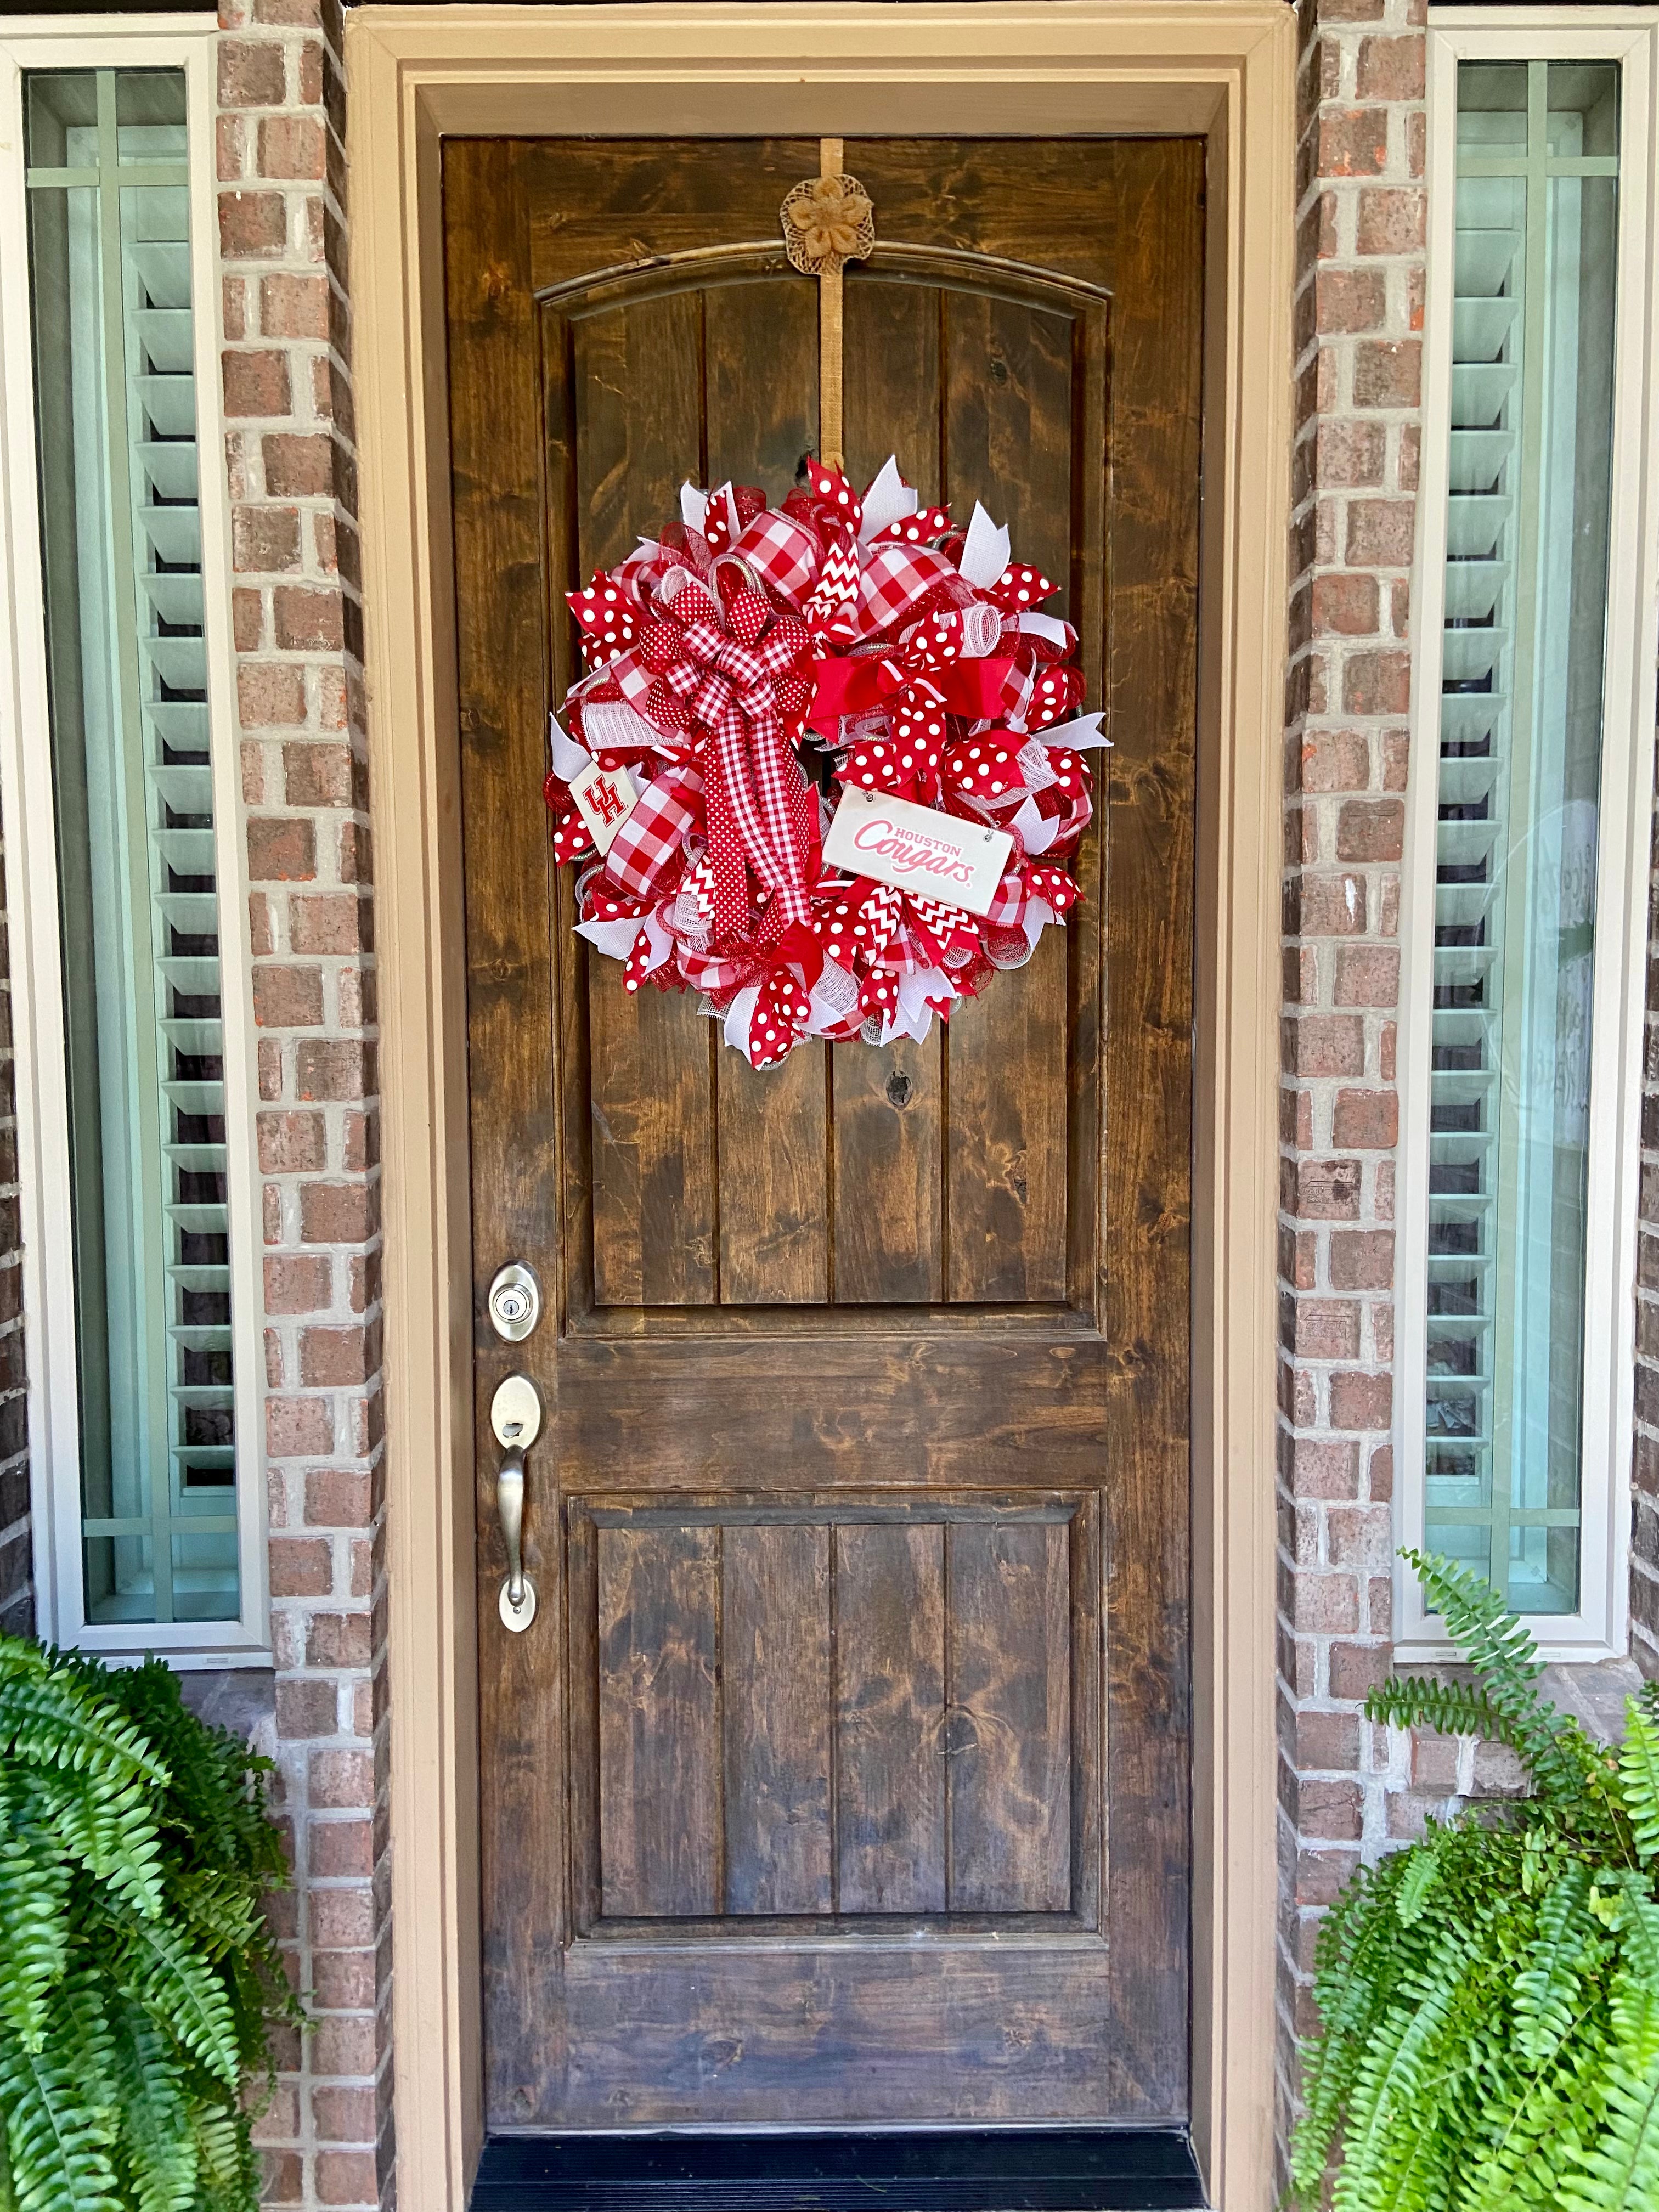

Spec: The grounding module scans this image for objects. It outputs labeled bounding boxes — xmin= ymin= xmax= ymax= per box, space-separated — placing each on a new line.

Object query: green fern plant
xmin=1292 ymin=1549 xmax=1659 ymax=2211
xmin=0 ymin=1637 xmax=300 ymax=2212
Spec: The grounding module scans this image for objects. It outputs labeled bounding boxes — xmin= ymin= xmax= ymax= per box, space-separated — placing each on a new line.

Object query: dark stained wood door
xmin=445 ymin=137 xmax=1202 ymax=2133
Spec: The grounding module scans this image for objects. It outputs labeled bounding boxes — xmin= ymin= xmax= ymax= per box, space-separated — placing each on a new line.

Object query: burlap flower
xmin=780 ymin=173 xmax=876 ymax=275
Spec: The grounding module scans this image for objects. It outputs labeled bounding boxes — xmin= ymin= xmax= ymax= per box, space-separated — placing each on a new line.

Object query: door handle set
xmin=490 ymin=1372 xmax=543 ymax=1633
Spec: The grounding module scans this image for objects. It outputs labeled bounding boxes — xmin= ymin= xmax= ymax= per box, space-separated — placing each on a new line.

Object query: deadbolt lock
xmin=487 ymin=1261 xmax=542 ymax=1344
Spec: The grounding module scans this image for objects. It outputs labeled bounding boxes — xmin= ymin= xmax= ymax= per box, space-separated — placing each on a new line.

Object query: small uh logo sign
xmin=570 ymin=759 xmax=640 ymax=854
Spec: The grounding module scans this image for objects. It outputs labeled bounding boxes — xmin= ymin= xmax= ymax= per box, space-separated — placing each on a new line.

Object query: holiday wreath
xmin=544 ymin=455 xmax=1105 ymax=1070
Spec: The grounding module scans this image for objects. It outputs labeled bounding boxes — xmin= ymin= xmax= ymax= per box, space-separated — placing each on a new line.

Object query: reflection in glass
xmin=1424 ymin=60 xmax=1620 ymax=1613
xmin=26 ymin=69 xmax=239 ymax=1624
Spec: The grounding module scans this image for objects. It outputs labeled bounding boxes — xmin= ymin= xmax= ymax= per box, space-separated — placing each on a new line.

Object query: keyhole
xmin=885 ymin=1071 xmax=912 ymax=1109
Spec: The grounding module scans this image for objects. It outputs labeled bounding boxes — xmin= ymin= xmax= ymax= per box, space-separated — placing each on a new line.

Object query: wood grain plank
xmin=446 ymin=139 xmax=568 ymax=2121
xmin=941 ymin=288 xmax=1075 ymax=619
xmin=589 ymin=981 xmax=718 ymax=1306
xmin=830 ymin=1036 xmax=943 ymax=1302
xmin=716 ymin=1051 xmax=830 ymax=1304
xmin=701 ymin=274 xmax=831 ymax=1301
xmin=722 ymin=1523 xmax=833 ymax=1914
xmin=945 ymin=928 xmax=1070 ymax=1301
xmin=946 ymin=1519 xmax=1073 ymax=1912
xmin=574 ymin=293 xmax=718 ymax=1305
xmin=597 ymin=1525 xmax=721 ymax=1917
xmin=843 ymin=274 xmax=943 ymax=500
xmin=834 ymin=1523 xmax=946 ymax=1912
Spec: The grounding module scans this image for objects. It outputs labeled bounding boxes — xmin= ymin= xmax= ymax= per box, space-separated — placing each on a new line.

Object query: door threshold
xmin=470 ymin=2128 xmax=1208 ymax=2210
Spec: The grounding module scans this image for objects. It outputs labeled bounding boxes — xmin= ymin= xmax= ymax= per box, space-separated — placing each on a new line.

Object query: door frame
xmin=346 ymin=6 xmax=1293 ymax=2207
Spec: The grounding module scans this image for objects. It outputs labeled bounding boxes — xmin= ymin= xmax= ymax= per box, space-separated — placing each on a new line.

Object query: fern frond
xmin=0 ymin=2028 xmax=119 ymax=2212
xmin=1365 ymin=1677 xmax=1517 ymax=1749
xmin=1515 ymin=1863 xmax=1596 ymax=2065
xmin=1558 ymin=1977 xmax=1659 ymax=2211
xmin=0 ymin=1836 xmax=69 ymax=2051
xmin=1618 ymin=1700 xmax=1659 ymax=1865
xmin=100 ymin=1996 xmax=195 ymax=2212
xmin=119 ymin=1919 xmax=241 ymax=2088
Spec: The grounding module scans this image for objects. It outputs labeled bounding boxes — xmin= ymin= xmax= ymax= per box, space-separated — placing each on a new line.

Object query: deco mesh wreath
xmin=543 ymin=455 xmax=1104 ymax=1070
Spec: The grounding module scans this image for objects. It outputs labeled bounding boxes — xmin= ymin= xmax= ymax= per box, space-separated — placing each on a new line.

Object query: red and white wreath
xmin=544 ymin=456 xmax=1105 ymax=1070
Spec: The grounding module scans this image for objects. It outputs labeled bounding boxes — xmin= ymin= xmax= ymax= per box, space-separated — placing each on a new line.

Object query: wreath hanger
xmin=779 ymin=139 xmax=876 ymax=471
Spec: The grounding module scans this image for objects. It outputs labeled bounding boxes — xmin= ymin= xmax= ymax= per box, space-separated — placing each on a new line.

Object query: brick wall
xmin=213 ymin=3 xmax=390 ymax=2207
xmin=1275 ymin=0 xmax=1427 ymax=2176
xmin=0 ymin=815 xmax=26 ymax=1642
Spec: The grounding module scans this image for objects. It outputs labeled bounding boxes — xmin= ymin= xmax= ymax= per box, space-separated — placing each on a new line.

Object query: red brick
xmin=233 ymin=589 xmax=263 ymax=651
xmin=1357 ymin=35 xmax=1425 ymax=101
xmin=297 ymin=1041 xmax=375 ymax=1102
xmin=301 ymin=1183 xmax=379 ymax=1245
xmin=261 ymin=272 xmax=331 ymax=339
xmin=1342 ymin=650 xmax=1411 ymax=717
xmin=1295 ymin=1709 xmax=1361 ymax=1770
xmin=1311 ymin=574 xmax=1378 ymax=637
xmin=310 ymin=1892 xmax=376 ymax=1951
xmin=291 ymin=894 xmax=370 ymax=955
xmin=219 ymin=190 xmax=287 ymax=259
xmin=1297 ymin=729 xmax=1370 ymax=794
xmin=262 ymin=2153 xmax=303 ymax=2207
xmin=265 ymin=1254 xmax=332 ymax=1314
xmin=223 ymin=349 xmax=292 ymax=419
xmin=300 ymin=1330 xmax=373 ymax=1391
xmin=1329 ymin=1641 xmax=1391 ymax=1701
xmin=1356 ymin=185 xmax=1425 ymax=256
xmin=268 ymin=1396 xmax=334 ymax=1459
xmin=1333 ymin=944 xmax=1399 ymax=1006
xmin=1329 ymin=1229 xmax=1394 ymax=1291
xmin=274 ymin=586 xmax=344 ymax=653
xmin=219 ymin=38 xmax=287 ymax=106
xmin=1336 ymin=799 xmax=1405 ymax=862
xmin=343 ymin=1112 xmax=379 ymax=1176
xmin=263 ymin=432 xmax=335 ymax=499
xmin=1317 ymin=269 xmax=1387 ymax=338
xmin=310 ymin=1748 xmax=374 ymax=1810
xmin=1330 ymin=1370 xmax=1392 ymax=1431
xmin=258 ymin=115 xmax=326 ymax=180
xmin=1318 ymin=106 xmax=1389 ymax=177
xmin=310 ymin=2013 xmax=376 ymax=2080
xmin=252 ymin=964 xmax=323 ymax=1028
xmin=259 ymin=1110 xmax=327 ymax=1174
xmin=276 ymin=1679 xmax=337 ymax=1739
xmin=1315 ymin=420 xmax=1386 ymax=489
xmin=248 ymin=818 xmax=316 ymax=883
xmin=1286 ymin=1298 xmax=1361 ymax=1362
xmin=1354 ymin=340 xmax=1421 ymax=410
xmin=233 ymin=505 xmax=301 ymax=573
xmin=1327 ymin=1504 xmax=1391 ymax=1571
xmin=339 ymin=821 xmax=371 ymax=883
xmin=238 ymin=662 xmax=307 ymax=727
xmin=1291 ymin=1573 xmax=1361 ymax=1636
xmin=1286 ymin=1158 xmax=1363 ymax=1221
xmin=306 ymin=1612 xmax=374 ymax=1669
xmin=316 ymin=2150 xmax=376 ymax=2206
xmin=1295 ymin=873 xmax=1368 ymax=936
xmin=312 ymin=2084 xmax=377 ymax=2145
xmin=268 ymin=1537 xmax=333 ymax=1598
xmin=1331 ymin=1088 xmax=1397 ymax=1148
xmin=1345 ymin=500 xmax=1415 ymax=569
xmin=284 ymin=743 xmax=356 ymax=808
xmin=311 ymin=1949 xmax=377 ymax=2011
xmin=309 ymin=1820 xmax=373 ymax=1879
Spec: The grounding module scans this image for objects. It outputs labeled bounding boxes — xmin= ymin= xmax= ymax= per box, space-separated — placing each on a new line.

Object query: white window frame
xmin=1400 ymin=8 xmax=1659 ymax=1661
xmin=0 ymin=16 xmax=269 ymax=1664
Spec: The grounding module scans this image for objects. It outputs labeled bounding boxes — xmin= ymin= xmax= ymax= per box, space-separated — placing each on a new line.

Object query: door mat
xmin=471 ymin=2128 xmax=1207 ymax=2210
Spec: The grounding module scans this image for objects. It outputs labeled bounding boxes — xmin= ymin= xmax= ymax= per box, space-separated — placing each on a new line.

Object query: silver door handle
xmin=498 ymin=1443 xmax=528 ymax=1612
xmin=490 ymin=1374 xmax=543 ymax=1632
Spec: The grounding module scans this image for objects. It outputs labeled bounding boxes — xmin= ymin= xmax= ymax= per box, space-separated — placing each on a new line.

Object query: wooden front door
xmin=445 ymin=136 xmax=1201 ymax=2135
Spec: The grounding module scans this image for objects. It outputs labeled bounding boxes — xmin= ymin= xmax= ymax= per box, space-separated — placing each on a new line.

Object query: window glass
xmin=1425 ymin=59 xmax=1620 ymax=1612
xmin=26 ymin=68 xmax=239 ymax=1626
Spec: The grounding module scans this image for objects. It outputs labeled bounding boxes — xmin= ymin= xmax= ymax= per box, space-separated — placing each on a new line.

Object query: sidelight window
xmin=0 ymin=33 xmax=265 ymax=1659
xmin=1401 ymin=21 xmax=1659 ymax=1656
